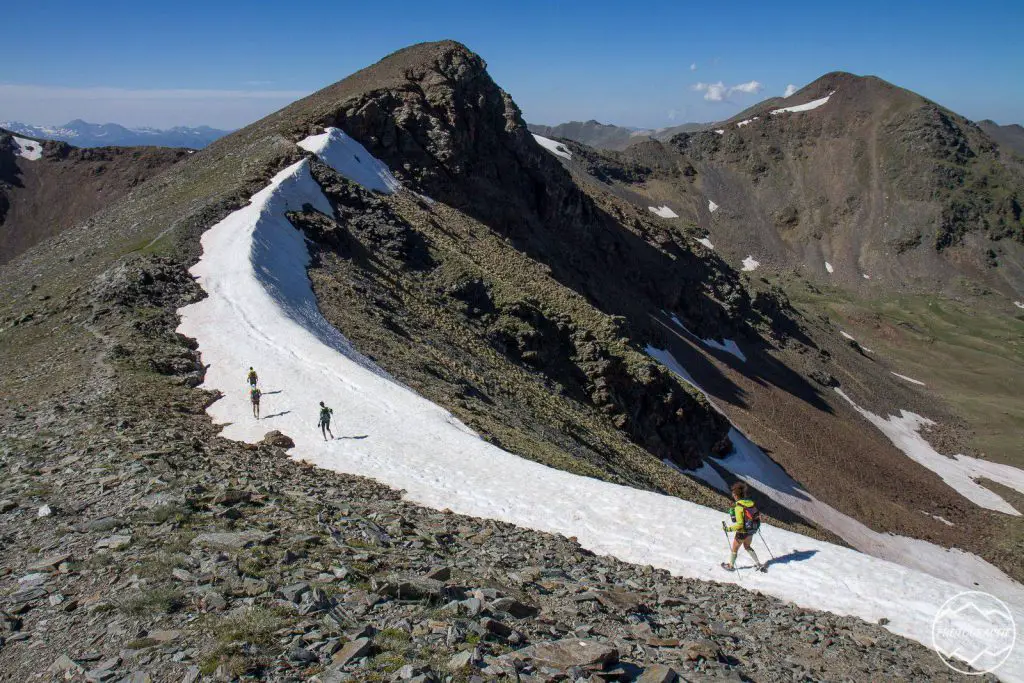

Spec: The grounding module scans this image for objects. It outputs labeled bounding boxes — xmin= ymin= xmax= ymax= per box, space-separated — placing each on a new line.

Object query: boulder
xmin=637 ymin=664 xmax=678 ymax=682
xmin=190 ymin=530 xmax=275 ymax=550
xmin=261 ymin=430 xmax=295 ymax=448
xmin=507 ymin=638 xmax=618 ymax=670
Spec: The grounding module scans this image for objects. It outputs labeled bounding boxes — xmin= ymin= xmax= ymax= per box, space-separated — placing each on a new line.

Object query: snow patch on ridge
xmin=771 ymin=91 xmax=834 ymax=114
xmin=531 ymin=133 xmax=572 ymax=159
xmin=839 ymin=330 xmax=874 ymax=353
xmin=298 ymin=127 xmax=401 ymax=194
xmin=890 ymin=372 xmax=925 ymax=387
xmin=176 ymin=128 xmax=1024 ymax=681
xmin=1015 ymin=301 xmax=1024 ymax=310
xmin=714 ymin=129 xmax=725 ymax=135
xmin=708 ymin=200 xmax=719 ymax=213
xmin=648 ymin=205 xmax=679 ymax=218
xmin=12 ymin=136 xmax=42 ymax=160
xmin=834 ymin=389 xmax=1024 ymax=516
xmin=741 ymin=256 xmax=760 ymax=271
xmin=825 ymin=261 xmax=834 ymax=274
xmin=736 ymin=117 xmax=758 ymax=127
xmin=696 ymin=237 xmax=714 ymax=250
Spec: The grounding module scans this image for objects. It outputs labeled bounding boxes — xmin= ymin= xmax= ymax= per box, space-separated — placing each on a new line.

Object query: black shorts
xmin=734 ymin=532 xmax=751 ymax=542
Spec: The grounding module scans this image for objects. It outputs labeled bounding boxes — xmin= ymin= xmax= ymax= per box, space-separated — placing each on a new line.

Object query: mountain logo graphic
xmin=932 ymin=591 xmax=1016 ymax=675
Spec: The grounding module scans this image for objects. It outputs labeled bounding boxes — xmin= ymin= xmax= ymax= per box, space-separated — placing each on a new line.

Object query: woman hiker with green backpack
xmin=722 ymin=481 xmax=766 ymax=572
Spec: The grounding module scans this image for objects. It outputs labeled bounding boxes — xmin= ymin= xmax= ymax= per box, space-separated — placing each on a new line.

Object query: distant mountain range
xmin=0 ymin=119 xmax=230 ymax=148
xmin=978 ymin=120 xmax=1024 ymax=158
xmin=528 ymin=119 xmax=712 ymax=151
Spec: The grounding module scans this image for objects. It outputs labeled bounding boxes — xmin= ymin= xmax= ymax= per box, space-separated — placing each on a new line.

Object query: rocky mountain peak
xmin=306 ymin=40 xmax=541 ymax=196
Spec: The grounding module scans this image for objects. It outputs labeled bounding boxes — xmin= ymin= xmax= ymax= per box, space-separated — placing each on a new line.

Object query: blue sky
xmin=2 ymin=0 xmax=1022 ymax=129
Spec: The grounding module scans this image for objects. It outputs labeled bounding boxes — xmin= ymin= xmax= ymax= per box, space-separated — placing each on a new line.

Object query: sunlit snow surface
xmin=297 ymin=127 xmax=401 ymax=194
xmin=531 ymin=133 xmax=572 ymax=159
xmin=648 ymin=205 xmax=679 ymax=218
xmin=834 ymin=389 xmax=1024 ymax=516
xmin=771 ymin=91 xmax=834 ymax=114
xmin=11 ymin=136 xmax=42 ymax=160
xmin=178 ymin=128 xmax=1024 ymax=681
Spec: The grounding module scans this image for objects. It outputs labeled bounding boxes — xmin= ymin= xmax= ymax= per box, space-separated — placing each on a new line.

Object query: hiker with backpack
xmin=250 ymin=386 xmax=262 ymax=419
xmin=318 ymin=401 xmax=334 ymax=441
xmin=247 ymin=367 xmax=259 ymax=388
xmin=722 ymin=481 xmax=765 ymax=572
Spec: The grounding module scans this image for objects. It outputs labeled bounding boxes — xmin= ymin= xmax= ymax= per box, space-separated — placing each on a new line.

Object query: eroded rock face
xmin=286 ymin=42 xmax=751 ymax=469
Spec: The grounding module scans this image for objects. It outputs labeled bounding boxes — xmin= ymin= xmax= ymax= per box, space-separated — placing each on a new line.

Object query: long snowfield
xmin=179 ymin=127 xmax=1024 ymax=681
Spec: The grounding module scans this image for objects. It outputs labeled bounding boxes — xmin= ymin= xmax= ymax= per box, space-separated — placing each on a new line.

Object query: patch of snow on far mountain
xmin=696 ymin=237 xmax=714 ymax=250
xmin=736 ymin=117 xmax=758 ymax=127
xmin=1015 ymin=301 xmax=1024 ymax=310
xmin=839 ymin=330 xmax=873 ymax=353
xmin=298 ymin=127 xmax=401 ymax=194
xmin=648 ymin=205 xmax=679 ymax=219
xmin=891 ymin=372 xmax=925 ymax=387
xmin=12 ymin=136 xmax=42 ymax=160
xmin=531 ymin=133 xmax=572 ymax=160
xmin=714 ymin=129 xmax=725 ymax=135
xmin=741 ymin=256 xmax=760 ymax=271
xmin=708 ymin=200 xmax=719 ymax=213
xmin=924 ymin=512 xmax=955 ymax=527
xmin=825 ymin=261 xmax=834 ymax=274
xmin=862 ymin=273 xmax=871 ymax=279
xmin=834 ymin=389 xmax=1024 ymax=516
xmin=771 ymin=91 xmax=835 ymax=115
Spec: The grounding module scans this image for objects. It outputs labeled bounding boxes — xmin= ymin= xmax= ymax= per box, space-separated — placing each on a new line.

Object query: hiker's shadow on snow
xmin=262 ymin=390 xmax=283 ymax=395
xmin=262 ymin=410 xmax=292 ymax=419
xmin=765 ymin=549 xmax=817 ymax=568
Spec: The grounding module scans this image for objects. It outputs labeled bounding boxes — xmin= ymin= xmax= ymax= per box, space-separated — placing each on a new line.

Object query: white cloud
xmin=784 ymin=84 xmax=798 ymax=97
xmin=690 ymin=63 xmax=697 ymax=71
xmin=693 ymin=81 xmax=728 ymax=102
xmin=730 ymin=80 xmax=764 ymax=95
xmin=692 ymin=80 xmax=763 ymax=102
xmin=667 ymin=109 xmax=678 ymax=121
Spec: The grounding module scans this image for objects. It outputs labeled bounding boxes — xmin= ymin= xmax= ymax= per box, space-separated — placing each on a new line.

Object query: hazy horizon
xmin=2 ymin=0 xmax=1022 ymax=130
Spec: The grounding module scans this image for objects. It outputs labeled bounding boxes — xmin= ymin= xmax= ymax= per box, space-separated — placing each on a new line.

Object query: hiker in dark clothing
xmin=250 ymin=386 xmax=261 ymax=419
xmin=318 ymin=401 xmax=334 ymax=441
xmin=247 ymin=367 xmax=258 ymax=388
xmin=722 ymin=481 xmax=763 ymax=571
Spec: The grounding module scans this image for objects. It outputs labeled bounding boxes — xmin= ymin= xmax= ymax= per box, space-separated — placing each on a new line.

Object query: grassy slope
xmin=784 ymin=275 xmax=1024 ymax=467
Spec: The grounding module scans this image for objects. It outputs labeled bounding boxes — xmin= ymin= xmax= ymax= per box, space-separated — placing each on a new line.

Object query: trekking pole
xmin=758 ymin=529 xmax=776 ymax=561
